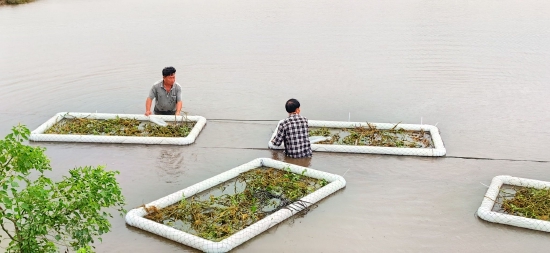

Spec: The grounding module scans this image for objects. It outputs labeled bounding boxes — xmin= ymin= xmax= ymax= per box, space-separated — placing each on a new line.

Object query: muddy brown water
xmin=1 ymin=0 xmax=550 ymax=252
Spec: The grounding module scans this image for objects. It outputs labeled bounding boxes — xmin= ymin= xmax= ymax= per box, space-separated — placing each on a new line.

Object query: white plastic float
xmin=29 ymin=112 xmax=206 ymax=145
xmin=477 ymin=175 xmax=550 ymax=232
xmin=125 ymin=158 xmax=346 ymax=253
xmin=268 ymin=120 xmax=446 ymax=157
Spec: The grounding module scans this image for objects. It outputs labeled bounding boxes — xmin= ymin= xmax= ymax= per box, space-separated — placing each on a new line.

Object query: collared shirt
xmin=148 ymin=80 xmax=182 ymax=112
xmin=271 ymin=114 xmax=312 ymax=158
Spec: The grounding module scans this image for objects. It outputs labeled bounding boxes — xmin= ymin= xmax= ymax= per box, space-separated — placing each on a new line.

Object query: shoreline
xmin=0 ymin=0 xmax=36 ymax=6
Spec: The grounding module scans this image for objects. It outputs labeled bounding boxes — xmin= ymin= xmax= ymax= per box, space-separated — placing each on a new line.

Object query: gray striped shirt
xmin=148 ymin=80 xmax=182 ymax=112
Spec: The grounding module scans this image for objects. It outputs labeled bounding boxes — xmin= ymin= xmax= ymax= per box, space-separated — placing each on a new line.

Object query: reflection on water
xmin=156 ymin=148 xmax=185 ymax=183
xmin=271 ymin=151 xmax=312 ymax=167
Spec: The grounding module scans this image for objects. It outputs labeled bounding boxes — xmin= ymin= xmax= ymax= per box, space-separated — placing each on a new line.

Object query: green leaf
xmin=55 ymin=234 xmax=61 ymax=241
xmin=2 ymin=197 xmax=11 ymax=205
xmin=11 ymin=181 xmax=18 ymax=187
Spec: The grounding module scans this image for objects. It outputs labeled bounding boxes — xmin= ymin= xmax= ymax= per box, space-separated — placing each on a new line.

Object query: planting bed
xmin=477 ymin=175 xmax=550 ymax=232
xmin=269 ymin=120 xmax=446 ymax=156
xmin=125 ymin=158 xmax=346 ymax=253
xmin=30 ymin=112 xmax=206 ymax=145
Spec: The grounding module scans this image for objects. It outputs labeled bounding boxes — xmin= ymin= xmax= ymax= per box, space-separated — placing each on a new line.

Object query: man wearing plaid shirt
xmin=271 ymin=99 xmax=312 ymax=158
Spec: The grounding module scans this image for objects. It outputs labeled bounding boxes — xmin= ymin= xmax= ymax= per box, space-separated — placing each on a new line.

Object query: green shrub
xmin=0 ymin=125 xmax=126 ymax=253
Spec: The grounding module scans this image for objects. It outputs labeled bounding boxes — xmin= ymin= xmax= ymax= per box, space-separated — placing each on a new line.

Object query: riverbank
xmin=0 ymin=0 xmax=35 ymax=5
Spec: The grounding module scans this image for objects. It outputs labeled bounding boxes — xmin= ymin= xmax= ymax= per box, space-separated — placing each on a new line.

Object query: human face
xmin=163 ymin=73 xmax=176 ymax=87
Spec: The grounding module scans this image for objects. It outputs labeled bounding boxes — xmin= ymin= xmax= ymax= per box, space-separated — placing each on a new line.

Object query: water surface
xmin=1 ymin=0 xmax=550 ymax=252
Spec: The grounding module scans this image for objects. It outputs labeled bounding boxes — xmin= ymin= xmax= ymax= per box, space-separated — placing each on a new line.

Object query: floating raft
xmin=477 ymin=175 xmax=550 ymax=232
xmin=268 ymin=120 xmax=446 ymax=157
xmin=29 ymin=112 xmax=206 ymax=145
xmin=125 ymin=158 xmax=346 ymax=253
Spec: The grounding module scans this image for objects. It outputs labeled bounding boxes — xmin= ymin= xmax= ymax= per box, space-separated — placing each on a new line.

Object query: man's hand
xmin=175 ymin=101 xmax=183 ymax=116
xmin=145 ymin=98 xmax=153 ymax=116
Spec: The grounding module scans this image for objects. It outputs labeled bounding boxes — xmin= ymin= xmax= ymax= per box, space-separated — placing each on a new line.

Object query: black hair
xmin=285 ymin=98 xmax=300 ymax=113
xmin=162 ymin=66 xmax=176 ymax=77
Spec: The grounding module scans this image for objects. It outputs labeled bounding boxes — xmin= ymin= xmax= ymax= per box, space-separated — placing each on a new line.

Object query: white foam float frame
xmin=29 ymin=112 xmax=207 ymax=145
xmin=125 ymin=158 xmax=346 ymax=253
xmin=477 ymin=175 xmax=550 ymax=232
xmin=268 ymin=120 xmax=446 ymax=157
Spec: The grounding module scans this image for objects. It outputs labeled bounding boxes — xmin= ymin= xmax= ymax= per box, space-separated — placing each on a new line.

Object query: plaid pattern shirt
xmin=271 ymin=114 xmax=312 ymax=158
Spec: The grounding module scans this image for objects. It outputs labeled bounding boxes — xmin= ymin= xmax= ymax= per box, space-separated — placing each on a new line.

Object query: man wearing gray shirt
xmin=145 ymin=66 xmax=183 ymax=116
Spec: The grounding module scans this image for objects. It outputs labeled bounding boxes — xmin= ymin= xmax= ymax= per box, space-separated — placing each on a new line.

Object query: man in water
xmin=145 ymin=66 xmax=182 ymax=116
xmin=271 ymin=99 xmax=312 ymax=158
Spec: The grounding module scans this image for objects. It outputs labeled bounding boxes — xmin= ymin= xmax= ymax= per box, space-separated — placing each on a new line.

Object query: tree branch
xmin=1 ymin=156 xmax=13 ymax=170
xmin=0 ymin=206 xmax=20 ymax=242
xmin=0 ymin=220 xmax=16 ymax=241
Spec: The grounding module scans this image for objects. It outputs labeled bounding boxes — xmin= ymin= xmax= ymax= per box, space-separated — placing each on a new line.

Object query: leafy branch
xmin=0 ymin=124 xmax=126 ymax=253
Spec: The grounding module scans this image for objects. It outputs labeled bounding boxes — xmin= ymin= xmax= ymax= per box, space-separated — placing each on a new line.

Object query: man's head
xmin=285 ymin=98 xmax=301 ymax=114
xmin=162 ymin=66 xmax=176 ymax=86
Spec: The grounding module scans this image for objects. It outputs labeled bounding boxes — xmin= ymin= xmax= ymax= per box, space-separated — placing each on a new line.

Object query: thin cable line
xmin=195 ymin=147 xmax=550 ymax=163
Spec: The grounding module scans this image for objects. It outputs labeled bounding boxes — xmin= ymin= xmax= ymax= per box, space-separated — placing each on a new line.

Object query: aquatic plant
xmin=309 ymin=127 xmax=331 ymax=137
xmin=144 ymin=167 xmax=327 ymax=241
xmin=44 ymin=115 xmax=195 ymax=137
xmin=501 ymin=187 xmax=550 ymax=221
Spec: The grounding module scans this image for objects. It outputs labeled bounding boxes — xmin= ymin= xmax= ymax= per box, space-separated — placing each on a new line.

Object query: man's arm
xmin=175 ymin=101 xmax=182 ymax=115
xmin=145 ymin=97 xmax=153 ymax=116
xmin=146 ymin=85 xmax=157 ymax=116
xmin=271 ymin=122 xmax=285 ymax=146
xmin=175 ymin=84 xmax=183 ymax=115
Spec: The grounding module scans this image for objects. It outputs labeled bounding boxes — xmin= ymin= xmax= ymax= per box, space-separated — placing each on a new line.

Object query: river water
xmin=1 ymin=0 xmax=550 ymax=252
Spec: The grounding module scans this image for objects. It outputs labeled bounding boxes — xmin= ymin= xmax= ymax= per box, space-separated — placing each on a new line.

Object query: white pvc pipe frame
xmin=125 ymin=158 xmax=346 ymax=253
xmin=477 ymin=175 xmax=550 ymax=232
xmin=29 ymin=112 xmax=207 ymax=145
xmin=268 ymin=120 xmax=446 ymax=156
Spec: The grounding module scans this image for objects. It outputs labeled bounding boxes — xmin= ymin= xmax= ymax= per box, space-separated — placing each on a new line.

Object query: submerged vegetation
xmin=144 ymin=167 xmax=328 ymax=241
xmin=45 ymin=115 xmax=195 ymax=137
xmin=500 ymin=187 xmax=550 ymax=221
xmin=308 ymin=123 xmax=434 ymax=148
xmin=0 ymin=0 xmax=35 ymax=5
